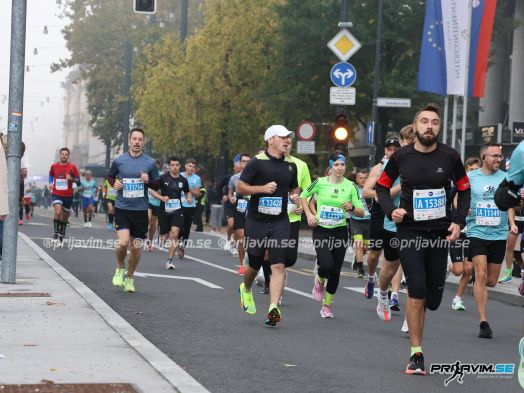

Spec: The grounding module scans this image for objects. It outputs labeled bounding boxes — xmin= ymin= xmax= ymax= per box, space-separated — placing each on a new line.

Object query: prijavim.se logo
xmin=430 ymin=361 xmax=514 ymax=386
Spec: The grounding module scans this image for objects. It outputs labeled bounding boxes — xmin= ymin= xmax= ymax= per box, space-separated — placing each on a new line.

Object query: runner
xmin=350 ymin=169 xmax=371 ymax=278
xmin=104 ymin=178 xmax=117 ymax=230
xmin=376 ymin=103 xmax=471 ymax=375
xmin=80 ymin=170 xmax=97 ymax=228
xmin=223 ymin=157 xmax=241 ymax=254
xmin=20 ymin=167 xmax=34 ymax=223
xmin=228 ymin=153 xmax=252 ymax=275
xmin=106 ymin=128 xmax=160 ymax=293
xmin=301 ymin=152 xmax=364 ymax=318
xmin=149 ymin=156 xmax=190 ymax=270
xmin=362 ymin=138 xmax=401 ymax=299
xmin=466 ymin=143 xmax=511 ymax=338
xmin=237 ymin=125 xmax=299 ymax=326
xmin=179 ymin=158 xmax=202 ymax=258
xmin=449 ymin=157 xmax=481 ymax=311
xmin=146 ymin=160 xmax=162 ymax=251
xmin=499 ymin=205 xmax=524 ymax=284
xmin=49 ymin=147 xmax=81 ymax=243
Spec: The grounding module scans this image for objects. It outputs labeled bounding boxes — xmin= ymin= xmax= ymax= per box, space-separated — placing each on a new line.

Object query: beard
xmin=415 ymin=130 xmax=437 ymax=147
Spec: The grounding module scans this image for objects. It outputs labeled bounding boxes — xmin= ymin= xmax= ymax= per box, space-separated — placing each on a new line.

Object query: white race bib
xmin=413 ymin=188 xmax=446 ymax=221
xmin=319 ymin=206 xmax=344 ymax=227
xmin=258 ymin=197 xmax=282 ymax=215
xmin=475 ymin=200 xmax=501 ymax=226
xmin=287 ymin=195 xmax=296 ymax=213
xmin=236 ymin=199 xmax=247 ymax=213
xmin=165 ymin=198 xmax=181 ymax=212
xmin=55 ymin=179 xmax=68 ymax=191
xmin=123 ymin=178 xmax=144 ymax=198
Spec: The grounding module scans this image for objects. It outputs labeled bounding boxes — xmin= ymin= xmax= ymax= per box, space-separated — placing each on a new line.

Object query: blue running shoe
xmin=364 ymin=277 xmax=375 ymax=300
xmin=389 ymin=297 xmax=400 ymax=312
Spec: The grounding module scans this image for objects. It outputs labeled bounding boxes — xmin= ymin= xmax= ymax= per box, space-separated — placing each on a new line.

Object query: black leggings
xmin=397 ymin=228 xmax=449 ymax=310
xmin=286 ymin=221 xmax=301 ymax=267
xmin=313 ymin=226 xmax=349 ymax=295
xmin=180 ymin=207 xmax=196 ymax=245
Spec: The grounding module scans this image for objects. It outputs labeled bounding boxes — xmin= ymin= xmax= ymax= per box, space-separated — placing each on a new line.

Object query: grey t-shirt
xmin=108 ymin=152 xmax=160 ymax=211
xmin=228 ymin=173 xmax=241 ymax=194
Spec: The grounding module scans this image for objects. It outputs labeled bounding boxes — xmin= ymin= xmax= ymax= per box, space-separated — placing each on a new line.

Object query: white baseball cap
xmin=264 ymin=125 xmax=295 ymax=141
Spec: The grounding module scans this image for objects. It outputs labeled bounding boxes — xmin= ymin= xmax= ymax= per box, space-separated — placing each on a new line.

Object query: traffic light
xmin=134 ymin=0 xmax=156 ymax=14
xmin=331 ymin=113 xmax=351 ymax=144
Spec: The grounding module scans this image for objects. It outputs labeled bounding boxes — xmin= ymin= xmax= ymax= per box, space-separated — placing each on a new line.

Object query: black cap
xmin=385 ymin=138 xmax=400 ymax=147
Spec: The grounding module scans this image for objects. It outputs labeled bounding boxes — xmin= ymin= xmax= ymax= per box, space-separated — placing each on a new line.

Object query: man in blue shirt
xmin=178 ymin=158 xmax=202 ymax=258
xmin=106 ymin=128 xmax=160 ymax=293
xmin=80 ymin=170 xmax=97 ymax=228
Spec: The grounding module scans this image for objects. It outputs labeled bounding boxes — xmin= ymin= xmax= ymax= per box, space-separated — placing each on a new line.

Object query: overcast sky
xmin=1 ymin=0 xmax=70 ymax=178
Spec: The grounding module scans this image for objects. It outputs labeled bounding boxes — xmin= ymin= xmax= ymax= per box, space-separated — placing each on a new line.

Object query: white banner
xmin=441 ymin=0 xmax=469 ymax=95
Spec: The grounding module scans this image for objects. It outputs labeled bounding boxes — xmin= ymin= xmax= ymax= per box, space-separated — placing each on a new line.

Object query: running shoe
xmin=376 ymin=295 xmax=391 ymax=321
xmin=357 ymin=265 xmax=365 ymax=279
xmin=224 ymin=240 xmax=231 ymax=252
xmin=389 ymin=297 xmax=400 ymax=312
xmin=123 ymin=277 xmax=135 ymax=293
xmin=320 ymin=304 xmax=334 ymax=319
xmin=112 ymin=267 xmax=125 ymax=287
xmin=237 ymin=265 xmax=244 ymax=275
xmin=25 ymin=213 xmax=30 ymax=221
xmin=519 ymin=279 xmax=524 ymax=296
xmin=518 ymin=337 xmax=524 ymax=389
xmin=88 ymin=222 xmax=93 ymax=228
xmin=239 ymin=283 xmax=256 ymax=314
xmin=401 ymin=318 xmax=409 ymax=333
xmin=177 ymin=244 xmax=185 ymax=258
xmin=312 ymin=275 xmax=325 ymax=302
xmin=165 ymin=261 xmax=175 ymax=270
xmin=260 ymin=284 xmax=269 ymax=295
xmin=255 ymin=270 xmax=265 ymax=287
xmin=498 ymin=270 xmax=513 ymax=284
xmin=364 ymin=277 xmax=375 ymax=300
xmin=479 ymin=321 xmax=493 ymax=339
xmin=405 ymin=352 xmax=426 ymax=375
xmin=265 ymin=305 xmax=281 ymax=326
xmin=451 ymin=298 xmax=466 ymax=311
xmin=18 ymin=220 xmax=23 ymax=225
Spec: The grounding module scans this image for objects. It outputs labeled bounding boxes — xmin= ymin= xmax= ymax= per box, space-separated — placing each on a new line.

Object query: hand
xmin=292 ymin=205 xmax=303 ymax=215
xmin=342 ymin=202 xmax=353 ymax=212
xmin=113 ymin=179 xmax=123 ymax=191
xmin=511 ymin=223 xmax=519 ymax=235
xmin=0 ymin=215 xmax=6 ymax=221
xmin=222 ymin=195 xmax=228 ymax=203
xmin=391 ymin=208 xmax=407 ymax=223
xmin=66 ymin=173 xmax=73 ymax=181
xmin=306 ymin=212 xmax=318 ymax=228
xmin=140 ymin=171 xmax=149 ymax=184
xmin=261 ymin=181 xmax=277 ymax=194
xmin=447 ymin=222 xmax=461 ymax=242
xmin=289 ymin=193 xmax=299 ymax=203
xmin=162 ymin=196 xmax=169 ymax=203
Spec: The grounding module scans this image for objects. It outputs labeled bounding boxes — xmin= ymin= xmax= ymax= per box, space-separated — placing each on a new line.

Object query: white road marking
xmin=133 ymin=272 xmax=223 ymax=289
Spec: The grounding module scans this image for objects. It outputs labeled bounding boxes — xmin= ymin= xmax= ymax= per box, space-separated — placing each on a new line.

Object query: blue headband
xmin=328 ymin=155 xmax=346 ymax=168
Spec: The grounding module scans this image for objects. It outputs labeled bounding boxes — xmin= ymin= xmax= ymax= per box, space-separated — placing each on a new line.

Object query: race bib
xmin=413 ymin=188 xmax=446 ymax=221
xmin=287 ymin=195 xmax=296 ymax=213
xmin=123 ymin=178 xmax=144 ymax=198
xmin=236 ymin=199 xmax=247 ymax=213
xmin=319 ymin=206 xmax=344 ymax=227
xmin=55 ymin=179 xmax=68 ymax=191
xmin=476 ymin=200 xmax=501 ymax=226
xmin=165 ymin=198 xmax=181 ymax=212
xmin=258 ymin=197 xmax=282 ymax=215
xmin=108 ymin=188 xmax=117 ymax=198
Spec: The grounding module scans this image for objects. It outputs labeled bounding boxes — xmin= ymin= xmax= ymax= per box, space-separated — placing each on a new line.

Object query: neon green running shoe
xmin=498 ymin=270 xmax=513 ymax=284
xmin=239 ymin=283 xmax=256 ymax=314
xmin=518 ymin=337 xmax=524 ymax=389
xmin=112 ymin=267 xmax=125 ymax=287
xmin=123 ymin=277 xmax=135 ymax=293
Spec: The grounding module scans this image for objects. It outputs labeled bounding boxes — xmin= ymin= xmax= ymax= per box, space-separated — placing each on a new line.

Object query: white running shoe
xmin=401 ymin=317 xmax=409 ymax=333
xmin=224 ymin=240 xmax=231 ymax=251
xmin=88 ymin=222 xmax=93 ymax=228
xmin=255 ymin=270 xmax=265 ymax=287
xmin=376 ymin=295 xmax=391 ymax=322
xmin=83 ymin=222 xmax=89 ymax=228
xmin=166 ymin=262 xmax=175 ymax=270
xmin=452 ymin=298 xmax=466 ymax=311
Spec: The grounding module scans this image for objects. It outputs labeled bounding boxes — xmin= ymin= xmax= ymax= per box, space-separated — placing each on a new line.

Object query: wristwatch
xmin=350 ymin=205 xmax=355 ymax=212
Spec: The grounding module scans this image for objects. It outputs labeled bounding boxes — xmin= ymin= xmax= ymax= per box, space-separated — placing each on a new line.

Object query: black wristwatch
xmin=350 ymin=205 xmax=355 ymax=212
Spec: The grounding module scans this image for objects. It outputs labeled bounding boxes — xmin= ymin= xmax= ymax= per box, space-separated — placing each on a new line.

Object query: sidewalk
xmin=0 ymin=234 xmax=210 ymax=393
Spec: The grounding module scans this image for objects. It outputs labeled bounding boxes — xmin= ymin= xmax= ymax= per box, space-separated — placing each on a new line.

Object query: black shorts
xmin=233 ymin=210 xmax=246 ymax=230
xmin=350 ymin=218 xmax=371 ymax=240
xmin=514 ymin=218 xmax=524 ymax=233
xmin=148 ymin=203 xmax=161 ymax=217
xmin=468 ymin=237 xmax=506 ymax=264
xmin=159 ymin=211 xmax=183 ymax=235
xmin=115 ymin=208 xmax=148 ymax=239
xmin=383 ymin=230 xmax=399 ymax=262
xmin=244 ymin=216 xmax=290 ymax=267
xmin=224 ymin=201 xmax=235 ymax=219
xmin=369 ymin=214 xmax=385 ymax=251
xmin=449 ymin=232 xmax=470 ymax=263
xmin=52 ymin=194 xmax=73 ymax=211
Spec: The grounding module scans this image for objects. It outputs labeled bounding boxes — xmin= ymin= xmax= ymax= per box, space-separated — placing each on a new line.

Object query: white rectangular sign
xmin=330 ymin=87 xmax=356 ymax=105
xmin=376 ymin=97 xmax=411 ymax=108
xmin=297 ymin=141 xmax=315 ymax=154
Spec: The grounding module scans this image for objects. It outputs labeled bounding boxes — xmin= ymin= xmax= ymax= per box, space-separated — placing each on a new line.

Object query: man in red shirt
xmin=49 ymin=147 xmax=81 ymax=242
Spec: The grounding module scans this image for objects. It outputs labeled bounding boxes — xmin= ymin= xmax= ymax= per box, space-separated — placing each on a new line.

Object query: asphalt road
xmin=19 ymin=209 xmax=524 ymax=393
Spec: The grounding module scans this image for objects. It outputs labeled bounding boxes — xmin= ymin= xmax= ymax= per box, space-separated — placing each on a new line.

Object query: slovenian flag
xmin=417 ymin=0 xmax=497 ymax=97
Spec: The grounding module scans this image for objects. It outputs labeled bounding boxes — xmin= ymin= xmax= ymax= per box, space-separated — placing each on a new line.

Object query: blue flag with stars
xmin=417 ymin=0 xmax=447 ymax=96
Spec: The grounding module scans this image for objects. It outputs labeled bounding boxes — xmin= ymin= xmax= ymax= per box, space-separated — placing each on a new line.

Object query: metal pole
xmin=451 ymin=95 xmax=458 ymax=149
xmin=370 ymin=0 xmax=384 ymax=167
xmin=341 ymin=0 xmax=349 ymax=22
xmin=180 ymin=0 xmax=188 ymax=42
xmin=122 ymin=38 xmax=132 ymax=152
xmin=461 ymin=0 xmax=473 ymax=161
xmin=2 ymin=0 xmax=27 ymax=283
xmin=442 ymin=96 xmax=449 ymax=144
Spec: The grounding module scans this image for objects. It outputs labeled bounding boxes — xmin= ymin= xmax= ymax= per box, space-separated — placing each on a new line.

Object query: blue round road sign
xmin=330 ymin=62 xmax=357 ymax=88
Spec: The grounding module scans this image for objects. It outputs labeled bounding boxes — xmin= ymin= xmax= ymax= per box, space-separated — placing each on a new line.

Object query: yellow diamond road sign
xmin=327 ymin=29 xmax=361 ymax=62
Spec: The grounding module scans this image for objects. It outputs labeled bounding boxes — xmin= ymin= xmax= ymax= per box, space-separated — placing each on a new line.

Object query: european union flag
xmin=417 ymin=0 xmax=447 ymax=96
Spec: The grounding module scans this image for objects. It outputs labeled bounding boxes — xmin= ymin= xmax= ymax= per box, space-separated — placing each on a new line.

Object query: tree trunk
xmin=105 ymin=141 xmax=111 ymax=169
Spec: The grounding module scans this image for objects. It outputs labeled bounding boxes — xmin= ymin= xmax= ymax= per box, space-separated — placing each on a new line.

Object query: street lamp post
xmin=369 ymin=0 xmax=384 ymax=168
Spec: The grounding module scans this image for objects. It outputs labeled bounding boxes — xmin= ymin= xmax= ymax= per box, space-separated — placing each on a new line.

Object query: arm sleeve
xmin=300 ymin=178 xmax=319 ymax=199
xmin=73 ymin=167 xmax=81 ymax=186
xmin=239 ymin=159 xmax=257 ymax=184
xmin=183 ymin=178 xmax=190 ymax=193
xmin=375 ymin=157 xmax=399 ymax=218
xmin=451 ymin=156 xmax=471 ymax=227
xmin=106 ymin=160 xmax=119 ymax=187
xmin=289 ymin=163 xmax=298 ymax=189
